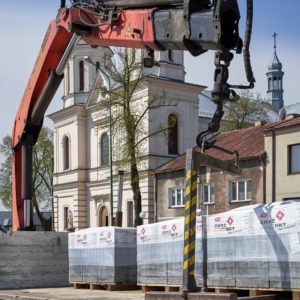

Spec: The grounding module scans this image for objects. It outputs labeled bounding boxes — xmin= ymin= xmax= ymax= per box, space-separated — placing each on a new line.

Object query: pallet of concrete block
xmin=137 ymin=218 xmax=184 ymax=286
xmin=69 ymin=227 xmax=137 ymax=285
xmin=202 ymin=200 xmax=300 ymax=290
xmin=138 ymin=200 xmax=300 ymax=290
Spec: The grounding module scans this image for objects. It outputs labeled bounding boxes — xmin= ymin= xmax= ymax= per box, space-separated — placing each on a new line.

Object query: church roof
xmin=268 ymin=52 xmax=282 ymax=71
xmin=265 ymin=114 xmax=300 ymax=130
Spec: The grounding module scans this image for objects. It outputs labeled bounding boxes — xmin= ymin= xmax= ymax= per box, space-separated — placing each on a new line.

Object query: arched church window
xmin=100 ymin=133 xmax=109 ymax=166
xmin=63 ymin=136 xmax=70 ymax=170
xmin=79 ymin=60 xmax=85 ymax=91
xmin=268 ymin=78 xmax=272 ymax=91
xmin=168 ymin=114 xmax=178 ymax=155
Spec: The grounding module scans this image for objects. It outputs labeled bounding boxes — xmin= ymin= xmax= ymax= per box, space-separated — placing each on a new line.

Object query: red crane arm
xmin=12 ymin=2 xmax=243 ymax=229
xmin=11 ymin=7 xmax=162 ymax=230
xmin=12 ymin=7 xmax=158 ymax=149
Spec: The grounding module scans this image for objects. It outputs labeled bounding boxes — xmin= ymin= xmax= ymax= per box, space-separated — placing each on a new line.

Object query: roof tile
xmin=157 ymin=124 xmax=266 ymax=173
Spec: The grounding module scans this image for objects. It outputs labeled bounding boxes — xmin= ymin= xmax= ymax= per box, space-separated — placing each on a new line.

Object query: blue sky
xmin=0 ymin=1 xmax=300 ymax=209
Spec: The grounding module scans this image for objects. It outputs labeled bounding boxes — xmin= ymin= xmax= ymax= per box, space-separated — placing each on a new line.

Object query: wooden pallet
xmin=72 ymin=282 xmax=139 ymax=291
xmin=215 ymin=287 xmax=298 ymax=300
xmin=139 ymin=284 xmax=181 ymax=293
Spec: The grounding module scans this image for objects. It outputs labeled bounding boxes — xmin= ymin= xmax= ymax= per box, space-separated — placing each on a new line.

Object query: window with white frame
xmin=169 ymin=187 xmax=185 ymax=208
xmin=201 ymin=183 xmax=215 ymax=204
xmin=230 ymin=180 xmax=252 ymax=202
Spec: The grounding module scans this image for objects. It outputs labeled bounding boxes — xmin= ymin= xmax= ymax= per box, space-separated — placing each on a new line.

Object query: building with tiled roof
xmin=154 ymin=115 xmax=300 ymax=221
xmin=154 ymin=122 xmax=268 ymax=221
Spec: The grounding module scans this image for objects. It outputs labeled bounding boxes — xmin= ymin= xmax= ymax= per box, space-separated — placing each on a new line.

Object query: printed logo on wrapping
xmin=215 ymin=217 xmax=221 ymax=222
xmin=196 ymin=218 xmax=203 ymax=234
xmin=98 ymin=229 xmax=113 ymax=246
xmin=276 ymin=210 xmax=285 ymax=221
xmin=139 ymin=227 xmax=146 ymax=242
xmin=227 ymin=216 xmax=234 ymax=226
xmin=160 ymin=223 xmax=181 ymax=240
xmin=259 ymin=208 xmax=288 ymax=231
xmin=83 ymin=234 xmax=88 ymax=245
xmin=76 ymin=233 xmax=84 ymax=247
xmin=212 ymin=214 xmax=236 ymax=235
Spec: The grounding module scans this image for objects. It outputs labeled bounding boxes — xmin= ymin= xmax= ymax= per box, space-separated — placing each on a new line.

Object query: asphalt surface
xmin=0 ymin=287 xmax=145 ymax=300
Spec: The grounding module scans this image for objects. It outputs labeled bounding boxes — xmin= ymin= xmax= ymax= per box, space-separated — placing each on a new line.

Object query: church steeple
xmin=62 ymin=41 xmax=113 ymax=108
xmin=266 ymin=32 xmax=284 ymax=111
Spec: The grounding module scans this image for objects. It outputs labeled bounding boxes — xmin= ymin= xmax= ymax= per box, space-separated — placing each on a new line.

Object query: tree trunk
xmin=126 ymin=117 xmax=143 ymax=227
xmin=130 ymin=160 xmax=143 ymax=227
xmin=32 ymin=194 xmax=52 ymax=231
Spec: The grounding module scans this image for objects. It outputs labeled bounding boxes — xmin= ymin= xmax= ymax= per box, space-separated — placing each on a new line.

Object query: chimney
xmin=286 ymin=114 xmax=300 ymax=120
xmin=255 ymin=120 xmax=266 ymax=127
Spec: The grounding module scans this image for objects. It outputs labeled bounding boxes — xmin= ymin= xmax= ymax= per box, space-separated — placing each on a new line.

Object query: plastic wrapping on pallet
xmin=204 ymin=200 xmax=300 ymax=289
xmin=137 ymin=200 xmax=300 ymax=289
xmin=68 ymin=227 xmax=137 ymax=284
xmin=137 ymin=218 xmax=185 ymax=285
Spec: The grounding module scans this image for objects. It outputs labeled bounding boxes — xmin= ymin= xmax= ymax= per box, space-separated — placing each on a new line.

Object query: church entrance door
xmin=99 ymin=206 xmax=109 ymax=227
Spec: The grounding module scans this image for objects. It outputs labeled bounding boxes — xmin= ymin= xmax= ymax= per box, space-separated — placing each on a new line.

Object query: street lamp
xmin=84 ymin=56 xmax=114 ymax=226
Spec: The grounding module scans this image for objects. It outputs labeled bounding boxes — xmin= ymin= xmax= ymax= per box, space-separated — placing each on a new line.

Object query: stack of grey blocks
xmin=137 ymin=200 xmax=300 ymax=290
xmin=137 ymin=218 xmax=184 ymax=286
xmin=69 ymin=227 xmax=137 ymax=284
xmin=0 ymin=232 xmax=69 ymax=289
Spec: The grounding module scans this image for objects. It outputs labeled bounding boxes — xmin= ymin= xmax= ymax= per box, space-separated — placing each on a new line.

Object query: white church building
xmin=49 ymin=42 xmax=205 ymax=231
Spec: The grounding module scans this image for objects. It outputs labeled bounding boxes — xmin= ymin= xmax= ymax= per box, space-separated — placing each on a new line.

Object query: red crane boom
xmin=11 ymin=0 xmax=253 ymax=230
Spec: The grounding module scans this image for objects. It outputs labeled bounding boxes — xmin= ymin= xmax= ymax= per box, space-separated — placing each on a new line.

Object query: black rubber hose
xmin=243 ymin=0 xmax=255 ymax=86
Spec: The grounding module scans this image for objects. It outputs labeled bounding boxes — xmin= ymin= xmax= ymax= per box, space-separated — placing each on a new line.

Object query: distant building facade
xmin=154 ymin=116 xmax=300 ymax=221
xmin=265 ymin=115 xmax=300 ymax=202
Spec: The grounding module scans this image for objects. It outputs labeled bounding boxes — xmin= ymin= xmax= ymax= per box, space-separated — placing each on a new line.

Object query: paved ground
xmin=0 ymin=287 xmax=145 ymax=300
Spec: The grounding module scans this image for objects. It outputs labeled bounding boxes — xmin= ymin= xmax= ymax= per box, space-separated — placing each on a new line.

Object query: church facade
xmin=49 ymin=43 xmax=205 ymax=231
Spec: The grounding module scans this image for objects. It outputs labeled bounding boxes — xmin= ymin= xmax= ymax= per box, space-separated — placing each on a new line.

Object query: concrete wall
xmin=0 ymin=232 xmax=69 ymax=289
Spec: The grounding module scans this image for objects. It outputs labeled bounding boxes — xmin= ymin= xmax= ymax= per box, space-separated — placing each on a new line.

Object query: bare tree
xmin=98 ymin=48 xmax=176 ymax=226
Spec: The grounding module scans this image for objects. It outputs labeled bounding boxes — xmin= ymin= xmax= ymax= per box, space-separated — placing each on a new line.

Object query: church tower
xmin=266 ymin=32 xmax=284 ymax=111
xmin=62 ymin=40 xmax=112 ymax=108
xmin=142 ymin=50 xmax=185 ymax=81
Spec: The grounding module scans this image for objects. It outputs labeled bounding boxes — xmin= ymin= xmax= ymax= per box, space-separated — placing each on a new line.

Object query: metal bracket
xmin=183 ymin=0 xmax=211 ymax=56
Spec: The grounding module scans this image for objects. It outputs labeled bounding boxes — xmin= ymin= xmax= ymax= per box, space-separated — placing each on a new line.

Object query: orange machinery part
xmin=12 ymin=7 xmax=158 ymax=229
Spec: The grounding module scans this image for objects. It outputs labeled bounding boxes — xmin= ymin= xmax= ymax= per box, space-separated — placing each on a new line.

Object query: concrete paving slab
xmin=0 ymin=287 xmax=144 ymax=300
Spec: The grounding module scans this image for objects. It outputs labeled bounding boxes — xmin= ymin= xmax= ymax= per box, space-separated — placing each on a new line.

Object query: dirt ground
xmin=0 ymin=287 xmax=145 ymax=300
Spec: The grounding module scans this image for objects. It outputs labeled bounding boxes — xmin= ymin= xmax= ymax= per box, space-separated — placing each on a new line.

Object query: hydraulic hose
xmin=243 ymin=0 xmax=255 ymax=87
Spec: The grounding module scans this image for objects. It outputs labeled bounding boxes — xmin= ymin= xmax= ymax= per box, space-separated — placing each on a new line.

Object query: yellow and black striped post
xmin=183 ymin=148 xmax=198 ymax=292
